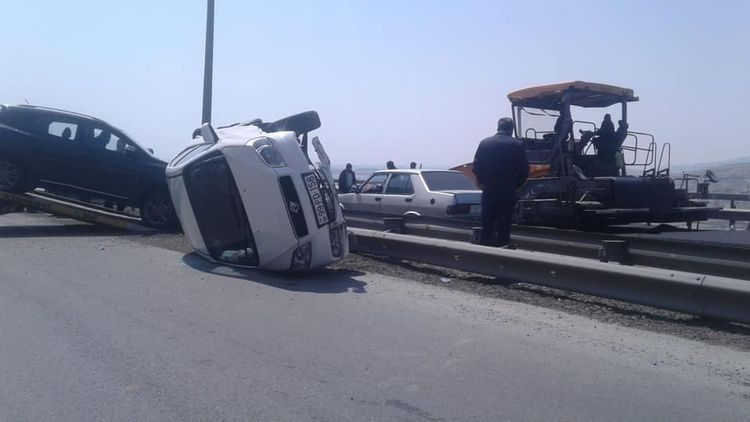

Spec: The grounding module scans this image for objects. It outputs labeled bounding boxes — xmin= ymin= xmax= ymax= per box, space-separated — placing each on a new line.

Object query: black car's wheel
xmin=0 ymin=156 xmax=28 ymax=193
xmin=140 ymin=190 xmax=177 ymax=229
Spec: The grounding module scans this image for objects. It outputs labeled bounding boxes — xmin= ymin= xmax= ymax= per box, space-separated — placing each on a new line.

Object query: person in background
xmin=472 ymin=117 xmax=529 ymax=247
xmin=386 ymin=161 xmax=396 ymax=169
xmin=593 ymin=114 xmax=618 ymax=169
xmin=553 ymin=112 xmax=571 ymax=141
xmin=615 ymin=119 xmax=629 ymax=146
xmin=615 ymin=119 xmax=630 ymax=175
xmin=337 ymin=163 xmax=356 ymax=193
xmin=597 ymin=113 xmax=615 ymax=141
xmin=409 ymin=161 xmax=417 ymax=169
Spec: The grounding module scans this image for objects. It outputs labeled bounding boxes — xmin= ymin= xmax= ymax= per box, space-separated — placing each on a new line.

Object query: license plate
xmin=303 ymin=173 xmax=330 ymax=227
xmin=469 ymin=204 xmax=481 ymax=215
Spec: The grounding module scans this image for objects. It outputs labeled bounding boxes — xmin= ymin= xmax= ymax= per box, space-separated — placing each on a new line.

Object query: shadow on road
xmin=181 ymin=253 xmax=368 ymax=294
xmin=0 ymin=224 xmax=131 ymax=238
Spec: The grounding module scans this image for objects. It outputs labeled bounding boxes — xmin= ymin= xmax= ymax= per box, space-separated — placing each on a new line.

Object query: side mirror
xmin=350 ymin=184 xmax=360 ymax=193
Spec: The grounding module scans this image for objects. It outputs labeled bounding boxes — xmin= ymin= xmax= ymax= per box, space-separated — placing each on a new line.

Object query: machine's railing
xmin=572 ymin=120 xmax=597 ymax=137
xmin=523 ymin=128 xmax=554 ymax=139
xmin=525 ymin=120 xmax=596 ymax=143
xmin=657 ymin=142 xmax=671 ymax=176
xmin=522 ymin=125 xmax=663 ymax=177
xmin=677 ymin=173 xmax=701 ymax=193
xmin=678 ymin=173 xmax=750 ymax=230
xmin=620 ymin=131 xmax=656 ymax=175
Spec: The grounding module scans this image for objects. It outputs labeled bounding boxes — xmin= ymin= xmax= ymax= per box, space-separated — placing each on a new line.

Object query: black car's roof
xmin=2 ymin=104 xmax=156 ymax=157
xmin=4 ymin=104 xmax=107 ymax=124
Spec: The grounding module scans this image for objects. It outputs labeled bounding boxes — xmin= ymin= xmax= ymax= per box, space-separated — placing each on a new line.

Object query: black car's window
xmin=421 ymin=171 xmax=476 ymax=191
xmin=0 ymin=109 xmax=33 ymax=130
xmin=183 ymin=152 xmax=259 ymax=266
xmin=91 ymin=127 xmax=127 ymax=153
xmin=47 ymin=121 xmax=78 ymax=141
xmin=385 ymin=174 xmax=414 ymax=195
xmin=360 ymin=174 xmax=388 ymax=194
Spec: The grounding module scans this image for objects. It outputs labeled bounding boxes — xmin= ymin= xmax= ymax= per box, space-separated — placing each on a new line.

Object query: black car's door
xmin=32 ymin=116 xmax=88 ymax=188
xmin=77 ymin=124 xmax=142 ymax=202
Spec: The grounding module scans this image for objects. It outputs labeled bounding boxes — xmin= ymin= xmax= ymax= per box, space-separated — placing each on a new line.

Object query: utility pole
xmin=201 ymin=0 xmax=215 ymax=124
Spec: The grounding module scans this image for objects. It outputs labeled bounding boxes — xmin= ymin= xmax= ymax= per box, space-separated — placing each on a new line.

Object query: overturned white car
xmin=166 ymin=111 xmax=348 ymax=271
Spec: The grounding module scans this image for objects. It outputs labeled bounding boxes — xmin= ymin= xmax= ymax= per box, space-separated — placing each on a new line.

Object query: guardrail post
xmin=729 ymin=199 xmax=736 ymax=231
xmin=383 ymin=217 xmax=405 ymax=233
xmin=599 ymin=240 xmax=630 ymax=264
xmin=471 ymin=227 xmax=482 ymax=244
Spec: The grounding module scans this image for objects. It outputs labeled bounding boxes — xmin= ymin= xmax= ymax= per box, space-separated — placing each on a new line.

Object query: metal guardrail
xmin=344 ymin=213 xmax=750 ymax=280
xmin=349 ymin=228 xmax=750 ymax=326
xmin=689 ymin=191 xmax=750 ymax=230
xmin=709 ymin=208 xmax=750 ymax=222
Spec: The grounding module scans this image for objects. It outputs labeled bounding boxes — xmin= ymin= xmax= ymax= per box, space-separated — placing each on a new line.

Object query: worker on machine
xmin=592 ymin=114 xmax=619 ymax=175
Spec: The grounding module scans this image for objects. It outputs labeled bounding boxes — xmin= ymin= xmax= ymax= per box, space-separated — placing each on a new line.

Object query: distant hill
xmin=676 ymin=156 xmax=750 ymax=172
xmin=673 ymin=161 xmax=750 ymax=195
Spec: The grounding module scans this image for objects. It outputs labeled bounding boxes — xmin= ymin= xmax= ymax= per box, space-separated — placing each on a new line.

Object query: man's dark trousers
xmin=480 ymin=198 xmax=514 ymax=247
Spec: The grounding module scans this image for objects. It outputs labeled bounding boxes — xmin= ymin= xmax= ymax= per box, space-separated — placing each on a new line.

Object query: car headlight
xmin=252 ymin=139 xmax=287 ymax=167
xmin=290 ymin=242 xmax=312 ymax=270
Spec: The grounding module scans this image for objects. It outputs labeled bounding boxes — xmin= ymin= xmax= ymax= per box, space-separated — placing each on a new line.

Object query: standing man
xmin=472 ymin=117 xmax=529 ymax=247
xmin=338 ymin=163 xmax=357 ymax=193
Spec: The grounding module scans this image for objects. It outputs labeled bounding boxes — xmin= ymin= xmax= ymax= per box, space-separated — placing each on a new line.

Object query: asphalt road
xmin=1 ymin=214 xmax=749 ymax=421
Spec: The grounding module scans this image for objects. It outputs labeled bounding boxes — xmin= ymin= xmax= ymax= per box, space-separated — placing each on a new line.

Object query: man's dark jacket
xmin=338 ymin=169 xmax=356 ymax=193
xmin=472 ymin=132 xmax=529 ymax=202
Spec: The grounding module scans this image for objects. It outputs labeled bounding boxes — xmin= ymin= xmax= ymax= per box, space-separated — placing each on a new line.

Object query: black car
xmin=0 ymin=104 xmax=176 ymax=228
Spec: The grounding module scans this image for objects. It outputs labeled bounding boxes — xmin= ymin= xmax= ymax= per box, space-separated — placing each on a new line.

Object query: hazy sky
xmin=3 ymin=0 xmax=749 ymax=167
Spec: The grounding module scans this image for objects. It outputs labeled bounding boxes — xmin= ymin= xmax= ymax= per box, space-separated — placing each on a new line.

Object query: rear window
xmin=421 ymin=171 xmax=476 ymax=191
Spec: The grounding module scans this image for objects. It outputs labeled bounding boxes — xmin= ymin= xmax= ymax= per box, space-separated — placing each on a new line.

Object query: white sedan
xmin=339 ymin=169 xmax=481 ymax=219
